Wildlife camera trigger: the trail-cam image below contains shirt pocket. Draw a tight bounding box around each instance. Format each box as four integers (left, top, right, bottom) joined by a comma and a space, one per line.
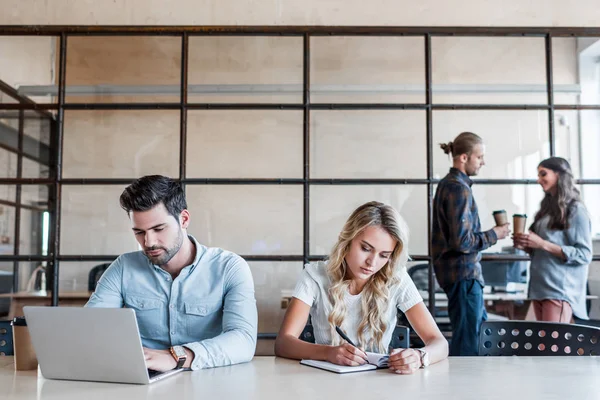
184, 297, 223, 336
125, 295, 166, 339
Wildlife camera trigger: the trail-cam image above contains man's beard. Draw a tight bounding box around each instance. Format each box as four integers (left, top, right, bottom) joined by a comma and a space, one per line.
144, 230, 183, 266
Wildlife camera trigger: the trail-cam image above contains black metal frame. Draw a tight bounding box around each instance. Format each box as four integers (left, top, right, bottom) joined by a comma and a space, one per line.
0, 26, 600, 319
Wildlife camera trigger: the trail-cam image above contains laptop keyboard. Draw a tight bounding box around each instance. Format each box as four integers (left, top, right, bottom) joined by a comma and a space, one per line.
148, 369, 162, 379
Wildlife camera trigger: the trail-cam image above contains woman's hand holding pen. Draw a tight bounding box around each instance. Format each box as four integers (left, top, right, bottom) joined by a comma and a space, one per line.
388, 348, 421, 374
326, 343, 368, 366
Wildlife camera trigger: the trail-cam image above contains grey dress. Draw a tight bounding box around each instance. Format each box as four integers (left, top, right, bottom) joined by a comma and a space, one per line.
528, 202, 592, 319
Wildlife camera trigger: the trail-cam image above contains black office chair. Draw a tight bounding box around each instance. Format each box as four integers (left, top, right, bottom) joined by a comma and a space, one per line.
88, 263, 111, 292
0, 320, 13, 356
479, 320, 600, 356
299, 318, 410, 349
407, 263, 443, 293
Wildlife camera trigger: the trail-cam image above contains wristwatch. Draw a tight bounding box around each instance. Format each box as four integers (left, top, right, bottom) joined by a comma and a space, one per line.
416, 348, 430, 368
169, 345, 187, 369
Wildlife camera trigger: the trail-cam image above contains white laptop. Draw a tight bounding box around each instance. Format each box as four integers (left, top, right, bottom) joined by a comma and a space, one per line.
23, 306, 186, 384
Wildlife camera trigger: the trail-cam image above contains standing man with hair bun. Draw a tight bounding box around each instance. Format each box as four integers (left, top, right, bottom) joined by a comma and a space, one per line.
432, 132, 510, 356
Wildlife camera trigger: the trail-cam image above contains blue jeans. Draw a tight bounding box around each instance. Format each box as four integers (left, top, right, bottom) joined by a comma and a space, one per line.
446, 279, 487, 356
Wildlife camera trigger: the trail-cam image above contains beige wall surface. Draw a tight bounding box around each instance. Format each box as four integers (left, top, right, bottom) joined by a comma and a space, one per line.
1, 0, 600, 26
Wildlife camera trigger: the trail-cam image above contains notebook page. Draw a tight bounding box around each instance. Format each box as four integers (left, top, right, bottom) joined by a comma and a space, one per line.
365, 352, 389, 368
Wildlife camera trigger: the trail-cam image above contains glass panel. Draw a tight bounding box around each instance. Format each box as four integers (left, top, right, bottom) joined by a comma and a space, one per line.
554, 110, 600, 180
432, 37, 547, 104
186, 185, 303, 255
311, 36, 425, 104
0, 36, 57, 103
0, 147, 17, 179
60, 185, 135, 255
62, 110, 180, 178
59, 261, 112, 293
580, 185, 600, 237
66, 36, 181, 103
0, 111, 20, 177
471, 184, 544, 254
22, 110, 52, 175
553, 38, 600, 105
432, 110, 550, 180
0, 201, 14, 256
188, 37, 302, 104
19, 185, 49, 256
249, 262, 303, 333
186, 110, 303, 179
310, 185, 427, 256
310, 110, 426, 178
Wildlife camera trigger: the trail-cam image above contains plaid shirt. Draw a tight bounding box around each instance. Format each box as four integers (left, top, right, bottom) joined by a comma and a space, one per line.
432, 168, 497, 290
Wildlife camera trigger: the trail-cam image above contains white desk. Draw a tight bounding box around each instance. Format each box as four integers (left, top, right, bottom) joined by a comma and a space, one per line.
1, 356, 599, 399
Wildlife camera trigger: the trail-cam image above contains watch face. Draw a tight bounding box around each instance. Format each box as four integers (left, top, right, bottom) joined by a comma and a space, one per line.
172, 346, 186, 358
422, 351, 430, 367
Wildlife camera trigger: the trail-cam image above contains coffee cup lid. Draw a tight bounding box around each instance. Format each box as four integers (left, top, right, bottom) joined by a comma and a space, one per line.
11, 316, 27, 326
492, 210, 506, 215
513, 213, 527, 218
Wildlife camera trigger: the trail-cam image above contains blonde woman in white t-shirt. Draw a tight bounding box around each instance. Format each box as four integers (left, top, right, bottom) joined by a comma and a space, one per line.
275, 201, 448, 374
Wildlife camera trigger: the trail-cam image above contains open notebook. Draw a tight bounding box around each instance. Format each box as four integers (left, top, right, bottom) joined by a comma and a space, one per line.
300, 352, 389, 374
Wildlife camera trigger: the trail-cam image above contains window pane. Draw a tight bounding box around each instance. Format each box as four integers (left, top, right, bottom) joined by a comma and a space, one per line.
554, 110, 600, 180
249, 262, 302, 333
0, 147, 17, 178
188, 37, 302, 104
0, 36, 57, 103
471, 184, 544, 254
186, 110, 303, 179
432, 110, 550, 180
311, 37, 425, 104
59, 261, 110, 293
22, 110, 52, 176
62, 110, 180, 178
432, 37, 547, 104
0, 191, 15, 255
310, 110, 426, 179
553, 38, 600, 105
19, 185, 49, 256
60, 186, 135, 255
310, 185, 427, 256
580, 185, 600, 237
66, 36, 181, 103
186, 185, 303, 255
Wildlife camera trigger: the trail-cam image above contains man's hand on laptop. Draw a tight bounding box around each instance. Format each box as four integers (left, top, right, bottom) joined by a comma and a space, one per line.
143, 348, 177, 372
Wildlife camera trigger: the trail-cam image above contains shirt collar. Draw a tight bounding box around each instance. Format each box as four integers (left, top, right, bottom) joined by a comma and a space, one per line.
150, 234, 205, 275
449, 167, 473, 187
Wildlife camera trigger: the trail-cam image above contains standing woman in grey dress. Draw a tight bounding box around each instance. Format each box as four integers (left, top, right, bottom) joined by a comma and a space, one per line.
513, 157, 592, 322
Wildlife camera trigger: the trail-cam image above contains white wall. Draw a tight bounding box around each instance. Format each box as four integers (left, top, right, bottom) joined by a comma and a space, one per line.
1, 0, 600, 26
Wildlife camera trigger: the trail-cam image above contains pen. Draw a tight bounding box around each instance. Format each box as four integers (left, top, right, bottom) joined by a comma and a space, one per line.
335, 326, 358, 347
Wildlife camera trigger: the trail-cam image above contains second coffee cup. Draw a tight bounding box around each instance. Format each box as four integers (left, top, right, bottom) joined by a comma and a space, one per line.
513, 214, 528, 234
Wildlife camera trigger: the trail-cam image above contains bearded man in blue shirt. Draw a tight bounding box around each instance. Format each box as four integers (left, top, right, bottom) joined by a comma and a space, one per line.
86, 175, 257, 371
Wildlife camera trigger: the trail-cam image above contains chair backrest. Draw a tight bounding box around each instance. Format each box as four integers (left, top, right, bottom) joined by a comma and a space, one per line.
0, 320, 13, 356
479, 320, 600, 356
299, 321, 410, 349
407, 263, 442, 293
88, 263, 111, 292
389, 324, 410, 350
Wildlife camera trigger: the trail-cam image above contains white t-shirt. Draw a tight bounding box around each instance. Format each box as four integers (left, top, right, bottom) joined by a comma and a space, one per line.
293, 261, 422, 352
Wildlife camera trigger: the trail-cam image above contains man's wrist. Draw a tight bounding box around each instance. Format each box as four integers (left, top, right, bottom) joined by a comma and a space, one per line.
182, 346, 195, 369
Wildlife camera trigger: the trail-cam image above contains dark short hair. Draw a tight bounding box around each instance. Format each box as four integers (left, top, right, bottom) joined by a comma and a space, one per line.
119, 175, 187, 220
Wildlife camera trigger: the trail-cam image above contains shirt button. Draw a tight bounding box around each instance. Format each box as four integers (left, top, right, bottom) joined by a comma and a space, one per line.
166, 278, 171, 282
170, 304, 175, 309
171, 331, 175, 335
